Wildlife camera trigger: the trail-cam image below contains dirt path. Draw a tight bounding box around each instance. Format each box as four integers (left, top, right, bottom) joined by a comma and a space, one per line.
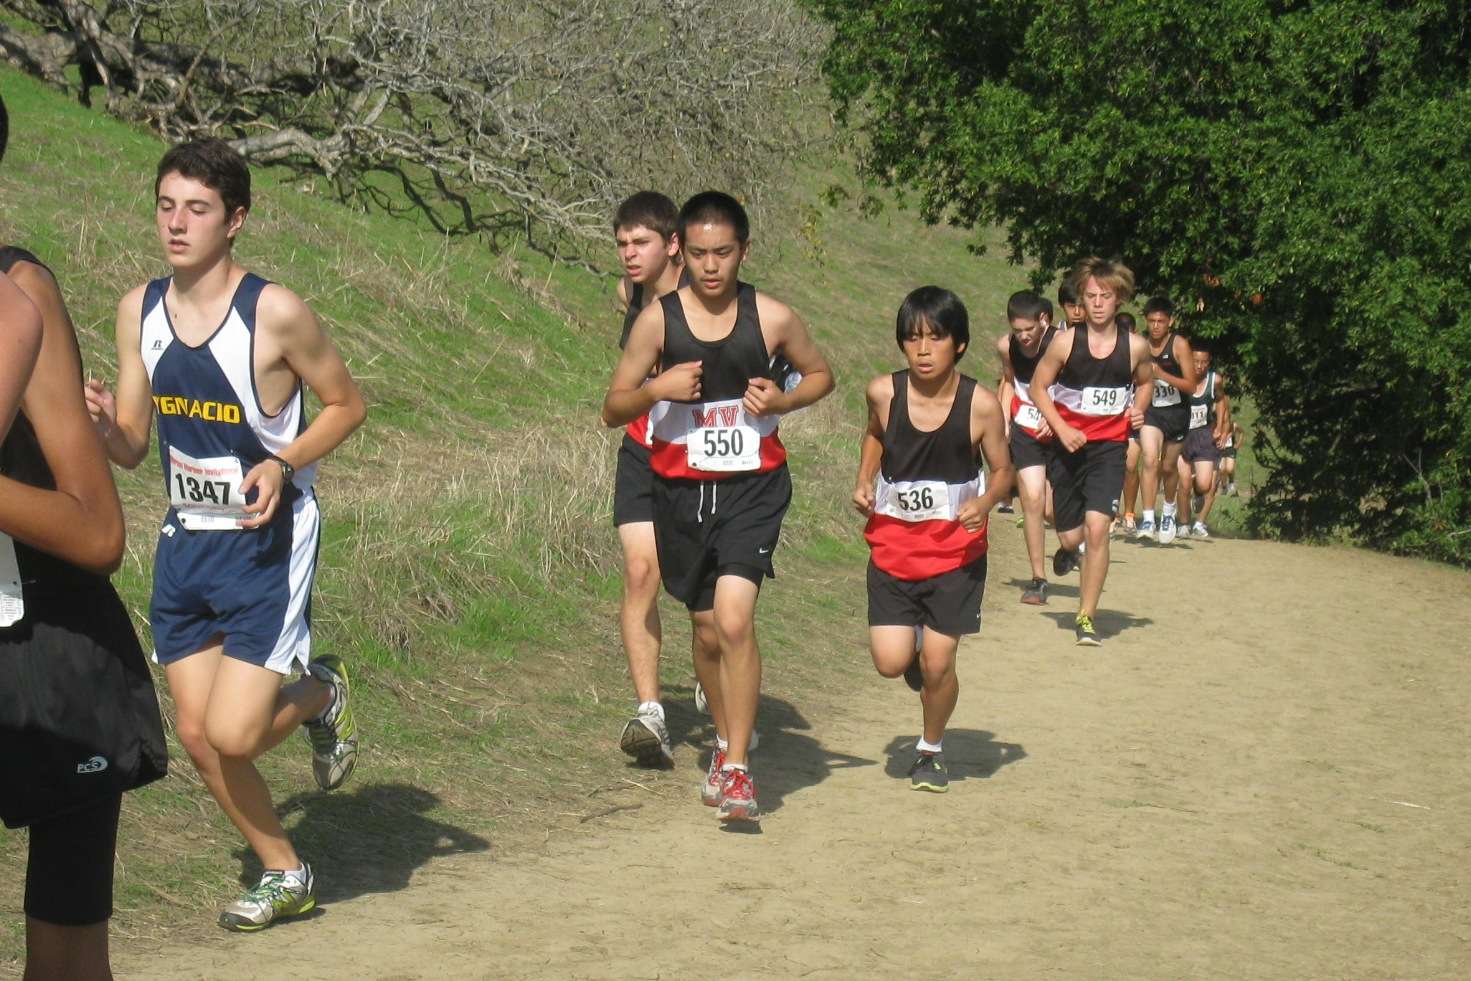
118, 528, 1471, 980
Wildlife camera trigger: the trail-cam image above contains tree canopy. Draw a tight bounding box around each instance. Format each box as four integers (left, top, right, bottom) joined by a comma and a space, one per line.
806, 0, 1471, 563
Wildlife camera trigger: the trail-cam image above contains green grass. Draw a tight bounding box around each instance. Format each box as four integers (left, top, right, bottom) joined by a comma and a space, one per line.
0, 66, 1036, 968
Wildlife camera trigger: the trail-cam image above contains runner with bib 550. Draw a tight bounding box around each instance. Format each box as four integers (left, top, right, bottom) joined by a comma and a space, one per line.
602, 191, 834, 823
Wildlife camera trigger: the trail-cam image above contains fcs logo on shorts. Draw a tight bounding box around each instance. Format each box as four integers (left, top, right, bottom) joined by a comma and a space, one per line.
76, 755, 109, 775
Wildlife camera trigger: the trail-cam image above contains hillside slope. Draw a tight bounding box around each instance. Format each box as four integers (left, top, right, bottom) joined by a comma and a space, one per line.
0, 67, 1018, 965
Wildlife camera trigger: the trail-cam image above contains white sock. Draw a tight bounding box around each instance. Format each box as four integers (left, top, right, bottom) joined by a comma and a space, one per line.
716, 735, 729, 751
916, 737, 943, 754
1163, 502, 1177, 518
721, 762, 748, 773
280, 864, 308, 884
1143, 509, 1155, 524
637, 700, 664, 721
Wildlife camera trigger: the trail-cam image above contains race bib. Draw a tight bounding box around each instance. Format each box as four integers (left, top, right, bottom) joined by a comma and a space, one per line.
1079, 385, 1129, 416
1013, 403, 1043, 430
685, 401, 762, 473
0, 533, 23, 627
168, 445, 248, 531
877, 479, 953, 523
1189, 403, 1208, 430
1152, 380, 1181, 407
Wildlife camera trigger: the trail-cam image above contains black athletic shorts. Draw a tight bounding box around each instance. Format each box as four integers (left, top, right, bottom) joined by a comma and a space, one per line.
613, 436, 655, 527
652, 465, 791, 612
1220, 445, 1237, 459
1048, 439, 1126, 533
867, 555, 986, 637
1009, 427, 1052, 471
1181, 427, 1221, 466
1143, 404, 1189, 443
23, 793, 121, 926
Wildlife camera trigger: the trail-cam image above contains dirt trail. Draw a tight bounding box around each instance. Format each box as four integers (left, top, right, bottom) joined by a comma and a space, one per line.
119, 527, 1471, 980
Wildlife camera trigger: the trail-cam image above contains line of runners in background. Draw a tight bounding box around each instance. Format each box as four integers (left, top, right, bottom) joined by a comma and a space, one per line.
998, 281, 1246, 613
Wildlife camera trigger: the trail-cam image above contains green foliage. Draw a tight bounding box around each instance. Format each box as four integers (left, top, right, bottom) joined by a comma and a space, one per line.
806, 0, 1471, 563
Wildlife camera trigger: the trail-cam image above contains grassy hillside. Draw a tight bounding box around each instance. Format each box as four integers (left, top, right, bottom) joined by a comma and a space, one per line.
0, 66, 1033, 964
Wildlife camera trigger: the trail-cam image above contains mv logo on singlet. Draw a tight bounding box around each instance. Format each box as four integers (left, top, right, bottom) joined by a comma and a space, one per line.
76, 756, 109, 775
153, 394, 242, 424
691, 405, 742, 427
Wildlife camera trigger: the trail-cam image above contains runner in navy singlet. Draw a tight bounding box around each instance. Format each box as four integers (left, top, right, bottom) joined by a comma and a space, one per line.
602, 192, 834, 823
85, 140, 367, 931
856, 287, 1012, 792
995, 290, 1058, 604
1029, 258, 1152, 646
608, 192, 686, 767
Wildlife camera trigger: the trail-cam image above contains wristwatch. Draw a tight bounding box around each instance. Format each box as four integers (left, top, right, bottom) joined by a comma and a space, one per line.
268, 454, 295, 482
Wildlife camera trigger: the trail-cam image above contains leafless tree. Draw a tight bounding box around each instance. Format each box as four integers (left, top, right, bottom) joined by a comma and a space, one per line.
0, 0, 825, 255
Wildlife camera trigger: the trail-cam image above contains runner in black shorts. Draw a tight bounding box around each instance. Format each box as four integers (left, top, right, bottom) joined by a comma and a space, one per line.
995, 290, 1058, 603
856, 287, 1012, 791
603, 192, 834, 823
0, 99, 167, 981
1029, 258, 1152, 646
1177, 347, 1231, 538
606, 192, 687, 767
1137, 297, 1197, 545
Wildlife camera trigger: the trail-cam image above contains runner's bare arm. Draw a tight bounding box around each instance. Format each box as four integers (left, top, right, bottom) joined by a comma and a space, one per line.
0, 261, 125, 573
995, 334, 1015, 437
86, 284, 154, 468
1028, 330, 1081, 451
602, 301, 701, 426
1129, 333, 1153, 429
616, 276, 630, 312
852, 374, 892, 515
957, 385, 1013, 532
1153, 333, 1197, 392
238, 285, 367, 528
0, 271, 41, 441
1213, 373, 1233, 446
745, 294, 834, 417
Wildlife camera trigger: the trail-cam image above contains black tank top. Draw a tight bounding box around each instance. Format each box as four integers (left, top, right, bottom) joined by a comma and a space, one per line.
619, 268, 692, 350
659, 283, 771, 401
1151, 331, 1185, 408
0, 247, 105, 593
1058, 324, 1131, 391
1188, 369, 1217, 430
1009, 325, 1056, 385
881, 372, 979, 484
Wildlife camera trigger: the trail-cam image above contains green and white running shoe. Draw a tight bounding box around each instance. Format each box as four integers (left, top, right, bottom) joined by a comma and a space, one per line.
303, 654, 358, 791
218, 865, 316, 932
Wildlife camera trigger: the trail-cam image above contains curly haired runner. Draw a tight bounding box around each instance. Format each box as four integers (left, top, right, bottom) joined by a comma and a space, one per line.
1028, 258, 1152, 646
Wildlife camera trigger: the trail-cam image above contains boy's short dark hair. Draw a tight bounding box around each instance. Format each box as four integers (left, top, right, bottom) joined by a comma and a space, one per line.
678, 191, 750, 244
1007, 289, 1049, 323
1116, 312, 1137, 332
1040, 297, 1055, 321
1058, 281, 1079, 306
1143, 295, 1175, 317
155, 139, 251, 216
0, 95, 8, 165
896, 286, 969, 357
614, 191, 678, 240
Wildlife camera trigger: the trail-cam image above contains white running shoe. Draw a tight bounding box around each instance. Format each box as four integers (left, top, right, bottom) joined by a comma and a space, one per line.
620, 705, 674, 767
1192, 521, 1210, 539
1158, 513, 1177, 545
1136, 517, 1156, 541
693, 680, 709, 715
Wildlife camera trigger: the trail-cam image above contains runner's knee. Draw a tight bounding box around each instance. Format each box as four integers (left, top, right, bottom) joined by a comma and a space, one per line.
622, 554, 660, 596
